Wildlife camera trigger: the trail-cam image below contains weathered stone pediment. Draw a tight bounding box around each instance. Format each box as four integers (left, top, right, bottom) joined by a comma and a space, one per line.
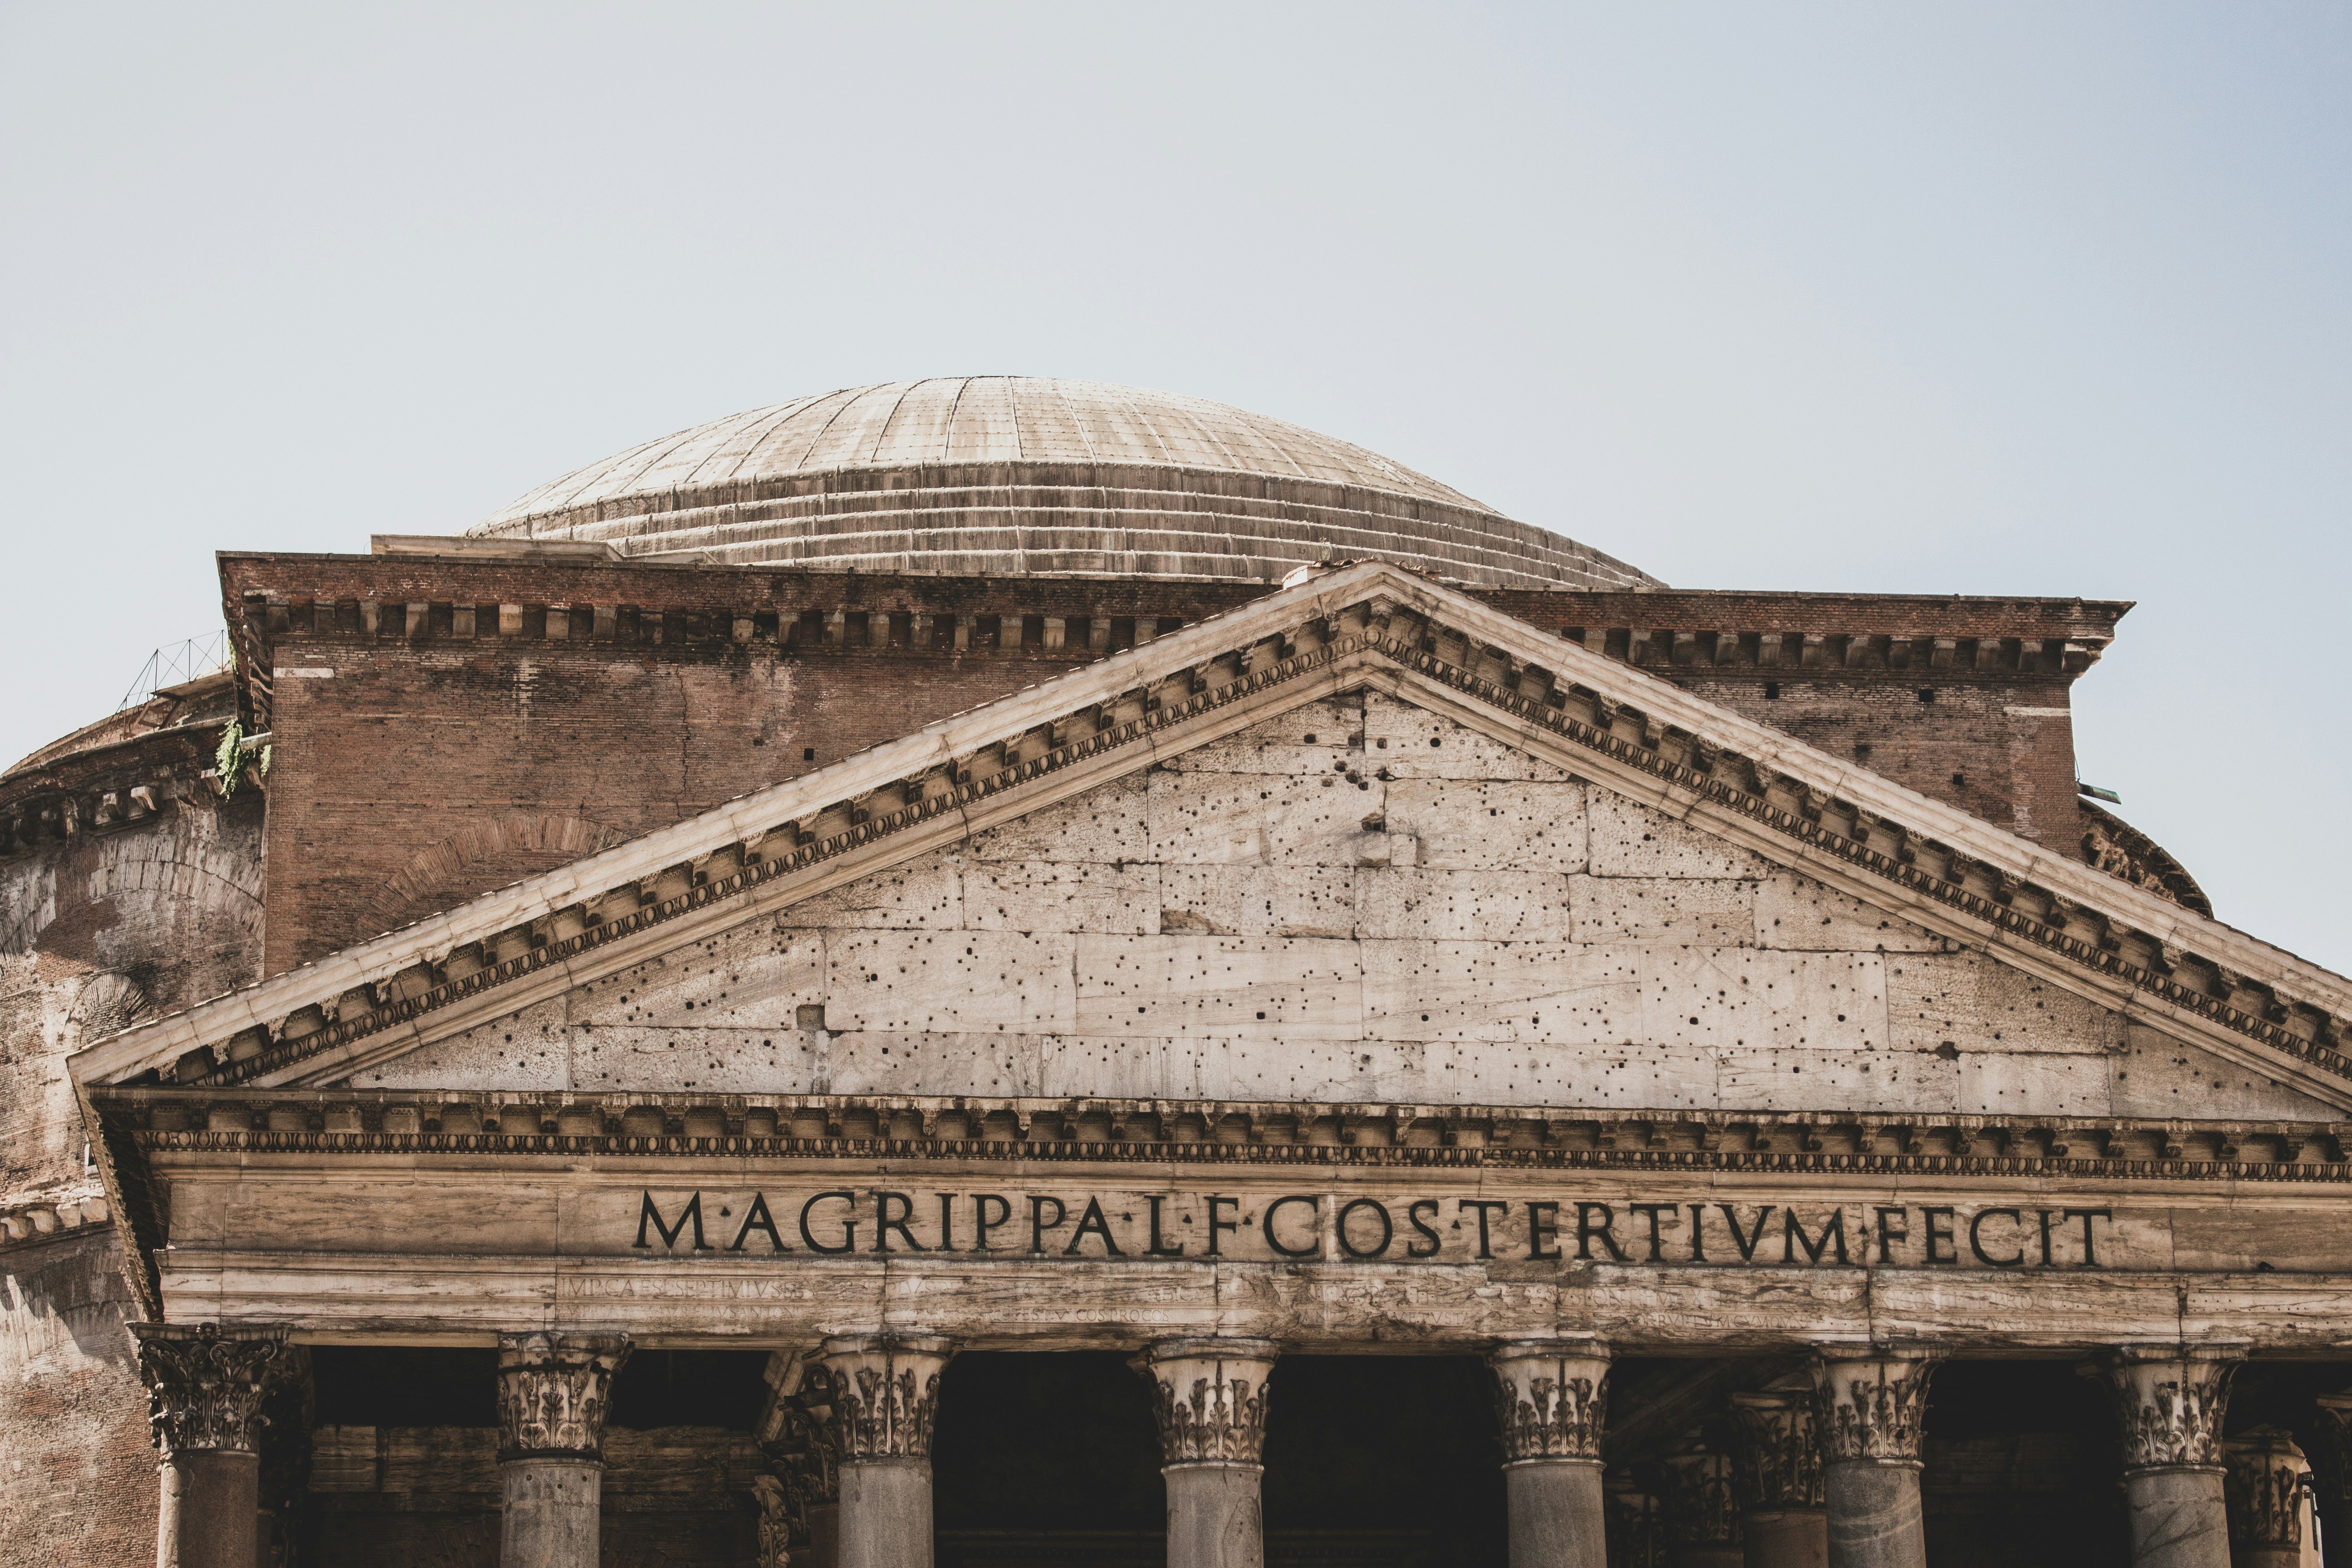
69, 562, 2352, 1124
327, 691, 2337, 1123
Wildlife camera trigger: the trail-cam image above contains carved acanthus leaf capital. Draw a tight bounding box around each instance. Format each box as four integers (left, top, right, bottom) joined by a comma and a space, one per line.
815, 1335, 954, 1462
1490, 1339, 1612, 1464
130, 1322, 291, 1456
1812, 1348, 1940, 1466
1142, 1338, 1279, 1468
1658, 1446, 1741, 1547
1728, 1389, 1824, 1509
2309, 1394, 2352, 1504
495, 1330, 632, 1461
1604, 1476, 1663, 1568
2224, 1431, 2309, 1547
2099, 1344, 2242, 1474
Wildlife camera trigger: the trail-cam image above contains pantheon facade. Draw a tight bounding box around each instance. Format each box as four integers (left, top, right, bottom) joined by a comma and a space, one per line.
2, 379, 2347, 1568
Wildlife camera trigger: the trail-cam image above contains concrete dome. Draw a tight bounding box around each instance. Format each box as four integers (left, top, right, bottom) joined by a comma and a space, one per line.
472, 377, 1658, 590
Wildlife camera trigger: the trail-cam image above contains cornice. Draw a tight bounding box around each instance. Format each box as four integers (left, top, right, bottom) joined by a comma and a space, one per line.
77, 562, 2352, 1107
91, 1090, 2352, 1184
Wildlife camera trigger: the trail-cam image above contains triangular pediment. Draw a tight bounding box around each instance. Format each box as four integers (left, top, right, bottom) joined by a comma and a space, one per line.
70, 562, 2352, 1122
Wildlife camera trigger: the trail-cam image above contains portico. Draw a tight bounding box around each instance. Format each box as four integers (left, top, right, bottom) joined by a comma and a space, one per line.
66, 561, 2352, 1568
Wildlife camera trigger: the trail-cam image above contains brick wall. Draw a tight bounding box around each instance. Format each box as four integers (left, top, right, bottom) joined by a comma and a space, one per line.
222, 553, 2120, 972
0, 1231, 157, 1568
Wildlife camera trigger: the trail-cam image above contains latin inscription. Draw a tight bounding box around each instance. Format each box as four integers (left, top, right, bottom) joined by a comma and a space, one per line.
628, 1188, 2115, 1269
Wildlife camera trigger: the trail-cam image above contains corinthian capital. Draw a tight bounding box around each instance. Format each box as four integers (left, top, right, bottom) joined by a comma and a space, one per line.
1728, 1389, 1824, 1509
815, 1335, 955, 1462
1658, 1445, 1740, 1548
2310, 1394, 2352, 1509
1490, 1338, 1612, 1464
2099, 1343, 2242, 1474
495, 1330, 632, 1462
2224, 1431, 2310, 1548
1811, 1347, 1940, 1466
129, 1322, 290, 1456
1141, 1338, 1279, 1468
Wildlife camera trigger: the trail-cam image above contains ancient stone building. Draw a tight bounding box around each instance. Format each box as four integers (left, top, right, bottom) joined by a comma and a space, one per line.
3, 377, 2347, 1568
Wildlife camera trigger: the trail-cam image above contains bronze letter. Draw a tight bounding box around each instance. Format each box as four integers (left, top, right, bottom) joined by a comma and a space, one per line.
1206, 1195, 1242, 1256
636, 1190, 709, 1251
1527, 1201, 1561, 1261
975, 1193, 1012, 1251
1406, 1199, 1442, 1258
874, 1191, 924, 1253
1969, 1207, 2024, 1267
1263, 1195, 1320, 1259
799, 1190, 856, 1254
726, 1193, 787, 1252
1146, 1196, 1186, 1257
1028, 1195, 1068, 1254
1338, 1198, 1393, 1259
1576, 1202, 1628, 1262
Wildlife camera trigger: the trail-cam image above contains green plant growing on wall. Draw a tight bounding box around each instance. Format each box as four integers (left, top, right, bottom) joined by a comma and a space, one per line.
214, 719, 271, 800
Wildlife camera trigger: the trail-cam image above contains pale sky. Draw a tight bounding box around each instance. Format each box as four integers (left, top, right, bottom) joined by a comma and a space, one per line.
3, 4, 2345, 969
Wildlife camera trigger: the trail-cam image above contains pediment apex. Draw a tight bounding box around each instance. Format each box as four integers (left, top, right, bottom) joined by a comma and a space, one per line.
68, 561, 2352, 1098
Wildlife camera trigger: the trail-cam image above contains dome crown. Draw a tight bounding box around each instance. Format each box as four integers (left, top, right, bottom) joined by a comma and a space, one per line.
472, 377, 1656, 590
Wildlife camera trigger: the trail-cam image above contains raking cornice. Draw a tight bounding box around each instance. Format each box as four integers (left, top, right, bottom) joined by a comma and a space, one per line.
69, 562, 2352, 1105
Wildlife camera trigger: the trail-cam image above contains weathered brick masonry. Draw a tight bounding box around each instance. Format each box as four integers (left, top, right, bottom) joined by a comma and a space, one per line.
221, 550, 2124, 971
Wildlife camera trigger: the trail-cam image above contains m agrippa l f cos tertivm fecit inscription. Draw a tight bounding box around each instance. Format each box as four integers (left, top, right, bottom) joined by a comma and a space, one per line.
627, 1187, 2119, 1268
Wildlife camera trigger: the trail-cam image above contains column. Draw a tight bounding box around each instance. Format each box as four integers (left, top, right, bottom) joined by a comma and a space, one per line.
1811, 1346, 1940, 1568
2310, 1396, 2352, 1568
1727, 1390, 1827, 1568
130, 1322, 290, 1568
495, 1329, 632, 1568
2222, 1430, 2308, 1568
2098, 1343, 2243, 1568
815, 1334, 955, 1568
1658, 1440, 1744, 1568
1142, 1337, 1280, 1568
1490, 1338, 1613, 1568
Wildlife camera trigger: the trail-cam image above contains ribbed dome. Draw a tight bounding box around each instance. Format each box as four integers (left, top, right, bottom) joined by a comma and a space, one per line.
473, 377, 1657, 590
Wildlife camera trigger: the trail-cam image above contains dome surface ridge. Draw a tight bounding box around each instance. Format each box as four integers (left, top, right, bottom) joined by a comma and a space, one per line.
472, 376, 1658, 590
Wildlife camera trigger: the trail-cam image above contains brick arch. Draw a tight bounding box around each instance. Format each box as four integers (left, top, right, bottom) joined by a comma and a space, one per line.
359, 812, 629, 939
0, 822, 265, 959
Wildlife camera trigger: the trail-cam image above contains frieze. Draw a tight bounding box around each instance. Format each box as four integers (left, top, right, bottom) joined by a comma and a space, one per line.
608, 1186, 2128, 1271
2100, 1344, 2241, 1473
1142, 1338, 1277, 1466
129, 1322, 290, 1456
495, 1330, 632, 1461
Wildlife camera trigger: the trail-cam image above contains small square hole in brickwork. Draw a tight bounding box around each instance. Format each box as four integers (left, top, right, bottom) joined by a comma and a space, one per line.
1917, 688, 1936, 703
804, 747, 816, 762
1763, 681, 1780, 700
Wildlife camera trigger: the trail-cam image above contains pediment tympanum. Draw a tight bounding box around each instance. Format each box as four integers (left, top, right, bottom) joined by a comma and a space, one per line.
286, 687, 2325, 1127
72, 564, 2351, 1111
